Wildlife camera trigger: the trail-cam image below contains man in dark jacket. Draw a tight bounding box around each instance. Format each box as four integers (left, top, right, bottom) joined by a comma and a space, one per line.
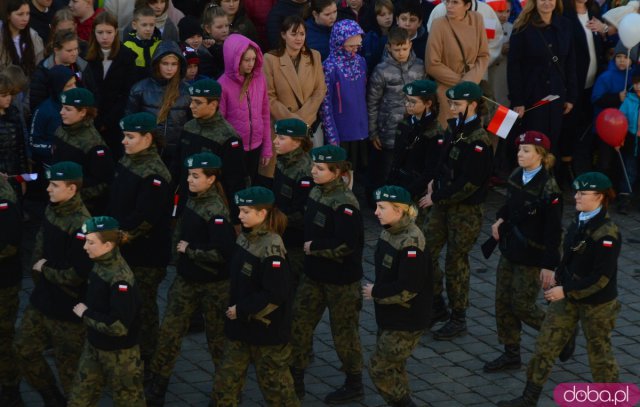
266, 0, 308, 50
29, 0, 66, 42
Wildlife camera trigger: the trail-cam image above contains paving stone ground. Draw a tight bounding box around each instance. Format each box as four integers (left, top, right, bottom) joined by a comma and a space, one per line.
16, 187, 640, 406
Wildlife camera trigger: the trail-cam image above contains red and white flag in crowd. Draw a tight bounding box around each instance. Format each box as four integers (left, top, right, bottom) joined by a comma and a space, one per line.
519, 0, 527, 8
485, 0, 508, 12
12, 173, 38, 182
483, 16, 498, 40
531, 94, 560, 109
487, 105, 519, 139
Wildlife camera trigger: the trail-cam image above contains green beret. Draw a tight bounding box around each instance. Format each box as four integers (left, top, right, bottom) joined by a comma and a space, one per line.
311, 145, 347, 163
403, 79, 437, 97
446, 81, 483, 100
82, 216, 119, 234
188, 79, 222, 98
573, 172, 612, 191
234, 186, 275, 206
46, 161, 83, 181
374, 185, 412, 205
275, 118, 308, 138
60, 88, 95, 107
119, 112, 157, 132
184, 152, 222, 169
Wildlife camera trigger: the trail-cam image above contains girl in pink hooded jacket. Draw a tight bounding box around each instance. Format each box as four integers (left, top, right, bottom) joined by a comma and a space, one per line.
219, 33, 272, 183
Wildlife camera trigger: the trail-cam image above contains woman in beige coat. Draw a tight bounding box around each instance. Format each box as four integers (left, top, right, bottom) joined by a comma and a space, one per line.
426, 0, 489, 126
262, 15, 327, 178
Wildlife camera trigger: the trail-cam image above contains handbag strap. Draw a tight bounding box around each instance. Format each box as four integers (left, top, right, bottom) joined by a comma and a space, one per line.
536, 27, 565, 80
446, 17, 470, 74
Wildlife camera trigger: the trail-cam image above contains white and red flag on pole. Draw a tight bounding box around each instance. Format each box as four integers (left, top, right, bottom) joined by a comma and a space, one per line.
530, 94, 560, 109
487, 105, 519, 139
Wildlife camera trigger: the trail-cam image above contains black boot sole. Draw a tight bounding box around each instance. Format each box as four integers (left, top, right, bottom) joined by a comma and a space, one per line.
432, 327, 468, 341
483, 361, 521, 373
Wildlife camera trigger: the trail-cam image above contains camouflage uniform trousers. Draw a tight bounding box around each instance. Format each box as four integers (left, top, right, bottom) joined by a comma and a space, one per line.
0, 284, 20, 387
150, 275, 229, 379
212, 340, 300, 407
67, 342, 145, 407
130, 266, 166, 360
369, 329, 423, 404
495, 256, 545, 345
287, 246, 305, 292
290, 275, 363, 374
424, 203, 483, 312
14, 305, 85, 395
527, 298, 621, 386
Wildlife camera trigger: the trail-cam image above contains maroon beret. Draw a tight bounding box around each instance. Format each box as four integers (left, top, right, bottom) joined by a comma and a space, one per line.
515, 131, 551, 151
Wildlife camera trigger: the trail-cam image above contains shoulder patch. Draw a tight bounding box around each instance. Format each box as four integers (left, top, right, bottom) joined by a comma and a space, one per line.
118, 284, 129, 292
0, 202, 8, 211
407, 250, 417, 258
96, 149, 105, 157
230, 140, 240, 148
474, 145, 484, 153
343, 207, 354, 216
152, 178, 162, 187
602, 240, 613, 248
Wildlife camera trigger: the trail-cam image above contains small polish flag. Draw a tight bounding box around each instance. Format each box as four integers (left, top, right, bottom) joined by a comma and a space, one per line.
96, 149, 105, 156
531, 95, 560, 108
602, 240, 613, 248
0, 202, 8, 210
300, 180, 311, 188
483, 17, 498, 40
437, 138, 444, 145
152, 179, 162, 187
172, 194, 179, 217
344, 208, 353, 216
474, 145, 484, 153
15, 173, 38, 183
486, 0, 508, 11
487, 105, 520, 139
75, 232, 85, 240
552, 197, 560, 205
214, 218, 224, 224
407, 250, 417, 258
118, 284, 128, 292
231, 140, 240, 148
272, 260, 281, 268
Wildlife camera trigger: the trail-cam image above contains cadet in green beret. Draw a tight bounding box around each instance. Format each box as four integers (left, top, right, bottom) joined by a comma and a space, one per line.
212, 186, 299, 406
146, 152, 236, 406
484, 131, 564, 374
0, 176, 23, 406
418, 81, 493, 340
108, 112, 172, 367
174, 78, 248, 229
290, 145, 365, 403
363, 185, 432, 407
54, 87, 114, 215
387, 79, 442, 225
67, 217, 145, 407
272, 118, 314, 289
14, 161, 92, 405
499, 172, 621, 407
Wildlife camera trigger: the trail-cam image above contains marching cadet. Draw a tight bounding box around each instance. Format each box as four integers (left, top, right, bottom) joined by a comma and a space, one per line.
67, 216, 144, 407
387, 80, 442, 215
54, 88, 115, 215
212, 186, 298, 407
174, 78, 248, 224
484, 132, 564, 373
14, 162, 92, 406
107, 112, 172, 367
0, 176, 23, 407
272, 118, 314, 287
499, 172, 622, 407
145, 152, 236, 406
363, 185, 432, 407
418, 81, 493, 339
290, 145, 365, 404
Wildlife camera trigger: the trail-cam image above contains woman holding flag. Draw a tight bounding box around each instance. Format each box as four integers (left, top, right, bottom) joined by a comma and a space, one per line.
507, 0, 578, 157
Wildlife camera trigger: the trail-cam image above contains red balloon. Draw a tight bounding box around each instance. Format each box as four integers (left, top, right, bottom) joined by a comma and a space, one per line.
595, 108, 628, 148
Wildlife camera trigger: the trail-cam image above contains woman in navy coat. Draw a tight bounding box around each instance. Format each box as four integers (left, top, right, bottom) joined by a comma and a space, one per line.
507, 0, 578, 159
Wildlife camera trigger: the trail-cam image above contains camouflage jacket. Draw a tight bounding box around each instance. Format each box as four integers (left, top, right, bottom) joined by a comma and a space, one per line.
373, 215, 432, 331
0, 177, 21, 287
83, 248, 141, 350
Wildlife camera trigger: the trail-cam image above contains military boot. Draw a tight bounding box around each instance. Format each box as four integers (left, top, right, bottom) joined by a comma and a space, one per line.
324, 373, 364, 404
145, 373, 170, 407
559, 325, 579, 362
497, 381, 542, 407
290, 367, 305, 400
0, 385, 24, 407
432, 309, 467, 340
38, 386, 66, 407
483, 344, 521, 372
428, 295, 450, 328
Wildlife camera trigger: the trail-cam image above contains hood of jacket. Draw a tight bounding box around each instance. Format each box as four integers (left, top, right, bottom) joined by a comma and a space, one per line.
329, 19, 364, 54
48, 65, 76, 99
223, 33, 264, 84
151, 40, 187, 79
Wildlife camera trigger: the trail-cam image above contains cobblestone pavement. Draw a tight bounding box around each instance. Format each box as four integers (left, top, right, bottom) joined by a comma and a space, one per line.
16, 187, 640, 406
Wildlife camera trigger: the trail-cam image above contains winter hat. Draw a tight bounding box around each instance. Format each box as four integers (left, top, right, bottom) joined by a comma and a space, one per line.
234, 186, 275, 206
275, 118, 308, 138
311, 145, 347, 163
614, 41, 629, 57
184, 152, 222, 169
46, 161, 83, 181
374, 185, 412, 205
182, 46, 200, 65
178, 16, 203, 43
